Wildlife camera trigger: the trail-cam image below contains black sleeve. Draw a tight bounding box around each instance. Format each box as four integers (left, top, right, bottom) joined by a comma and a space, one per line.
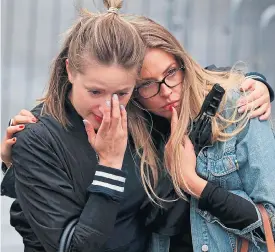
198, 182, 264, 237
205, 65, 274, 102
2, 162, 8, 173
1, 165, 16, 198
12, 125, 126, 252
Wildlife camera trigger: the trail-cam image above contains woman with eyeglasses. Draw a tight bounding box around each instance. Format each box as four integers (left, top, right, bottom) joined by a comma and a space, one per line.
130, 17, 275, 251
1, 2, 275, 252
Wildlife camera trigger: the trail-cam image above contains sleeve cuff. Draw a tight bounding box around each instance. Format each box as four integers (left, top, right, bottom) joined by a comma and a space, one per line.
87, 165, 127, 201
2, 162, 9, 174
198, 182, 217, 210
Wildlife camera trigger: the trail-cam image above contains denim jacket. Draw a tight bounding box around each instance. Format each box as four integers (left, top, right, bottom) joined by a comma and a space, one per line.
151, 91, 275, 252
189, 91, 275, 251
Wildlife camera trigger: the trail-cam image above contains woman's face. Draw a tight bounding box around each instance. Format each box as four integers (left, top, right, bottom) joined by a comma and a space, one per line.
67, 60, 137, 130
137, 48, 184, 120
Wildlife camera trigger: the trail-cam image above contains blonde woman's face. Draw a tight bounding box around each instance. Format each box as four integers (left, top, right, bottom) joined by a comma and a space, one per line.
67, 60, 136, 130
137, 48, 184, 120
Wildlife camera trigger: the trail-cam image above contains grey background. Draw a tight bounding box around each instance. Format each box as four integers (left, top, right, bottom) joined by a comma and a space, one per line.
1, 0, 275, 251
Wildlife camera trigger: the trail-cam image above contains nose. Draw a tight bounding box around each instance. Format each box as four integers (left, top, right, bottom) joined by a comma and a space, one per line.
99, 94, 113, 111
159, 83, 172, 98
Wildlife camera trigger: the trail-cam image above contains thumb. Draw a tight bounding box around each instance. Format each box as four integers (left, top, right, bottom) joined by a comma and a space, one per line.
83, 119, 96, 145
170, 107, 179, 134
240, 78, 255, 92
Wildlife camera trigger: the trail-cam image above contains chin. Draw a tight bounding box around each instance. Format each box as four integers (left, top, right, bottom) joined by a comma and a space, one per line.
154, 111, 171, 120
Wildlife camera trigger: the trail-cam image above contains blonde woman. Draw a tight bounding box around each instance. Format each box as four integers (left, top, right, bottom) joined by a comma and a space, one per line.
129, 17, 275, 251
1, 5, 275, 252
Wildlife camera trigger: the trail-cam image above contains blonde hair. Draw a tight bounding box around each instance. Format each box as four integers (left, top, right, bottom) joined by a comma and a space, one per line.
129, 16, 254, 200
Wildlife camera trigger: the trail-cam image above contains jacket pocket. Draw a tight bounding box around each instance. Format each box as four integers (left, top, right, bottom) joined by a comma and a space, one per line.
208, 154, 238, 176
207, 154, 243, 190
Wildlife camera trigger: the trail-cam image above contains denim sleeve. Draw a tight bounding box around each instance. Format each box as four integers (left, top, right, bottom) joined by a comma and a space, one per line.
236, 117, 275, 241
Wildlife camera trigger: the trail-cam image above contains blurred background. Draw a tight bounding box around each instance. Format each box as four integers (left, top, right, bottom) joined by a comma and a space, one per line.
1, 0, 275, 251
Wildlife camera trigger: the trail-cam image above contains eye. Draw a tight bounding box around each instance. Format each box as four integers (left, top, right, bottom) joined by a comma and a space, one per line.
140, 81, 154, 88
167, 68, 177, 76
117, 92, 129, 97
88, 90, 101, 95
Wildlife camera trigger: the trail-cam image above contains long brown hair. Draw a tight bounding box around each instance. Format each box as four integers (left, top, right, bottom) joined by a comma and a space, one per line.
40, 1, 161, 201
42, 0, 144, 126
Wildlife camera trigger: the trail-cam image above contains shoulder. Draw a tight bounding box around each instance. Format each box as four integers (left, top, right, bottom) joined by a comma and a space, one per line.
218, 88, 241, 120
14, 114, 59, 149
205, 64, 231, 72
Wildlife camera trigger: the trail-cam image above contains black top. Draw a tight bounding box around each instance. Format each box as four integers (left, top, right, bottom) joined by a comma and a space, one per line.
11, 101, 151, 252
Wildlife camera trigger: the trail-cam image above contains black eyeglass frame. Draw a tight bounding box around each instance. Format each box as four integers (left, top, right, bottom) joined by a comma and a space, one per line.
135, 65, 186, 99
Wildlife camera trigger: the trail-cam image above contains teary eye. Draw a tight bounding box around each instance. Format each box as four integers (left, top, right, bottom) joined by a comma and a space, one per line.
88, 90, 101, 95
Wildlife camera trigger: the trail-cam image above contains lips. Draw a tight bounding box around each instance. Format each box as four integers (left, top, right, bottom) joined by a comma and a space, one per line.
163, 101, 179, 111
94, 114, 103, 123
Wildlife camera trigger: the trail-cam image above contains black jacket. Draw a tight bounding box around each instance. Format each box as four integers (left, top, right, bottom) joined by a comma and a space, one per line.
1, 67, 273, 252
9, 101, 167, 252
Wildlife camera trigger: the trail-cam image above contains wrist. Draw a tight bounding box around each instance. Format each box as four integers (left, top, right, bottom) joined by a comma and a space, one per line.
185, 173, 207, 199
98, 159, 123, 169
4, 161, 12, 169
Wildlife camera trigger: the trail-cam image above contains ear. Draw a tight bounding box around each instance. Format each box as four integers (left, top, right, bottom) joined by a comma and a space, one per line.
66, 59, 74, 84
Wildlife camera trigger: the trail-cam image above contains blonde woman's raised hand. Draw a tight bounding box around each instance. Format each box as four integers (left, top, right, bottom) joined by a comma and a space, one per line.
169, 107, 207, 198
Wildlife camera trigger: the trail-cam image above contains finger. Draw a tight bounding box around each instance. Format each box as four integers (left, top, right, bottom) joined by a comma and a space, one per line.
19, 109, 36, 118
5, 137, 17, 147
110, 94, 121, 130
83, 119, 96, 145
6, 125, 25, 139
238, 90, 264, 107
240, 78, 255, 92
259, 105, 271, 121
239, 79, 270, 106
170, 107, 179, 134
249, 103, 269, 119
120, 105, 127, 132
1, 138, 16, 164
183, 135, 194, 150
13, 115, 36, 125
98, 100, 111, 134
238, 95, 267, 113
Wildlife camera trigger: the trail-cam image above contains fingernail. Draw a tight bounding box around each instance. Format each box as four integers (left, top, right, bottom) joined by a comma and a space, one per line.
106, 100, 111, 107
113, 94, 118, 100
83, 119, 89, 127
120, 104, 125, 110
12, 137, 16, 142
169, 106, 173, 112
19, 125, 25, 129
238, 107, 244, 113
32, 117, 37, 122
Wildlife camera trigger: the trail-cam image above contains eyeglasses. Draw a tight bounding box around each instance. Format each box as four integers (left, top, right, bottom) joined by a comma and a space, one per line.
135, 65, 185, 99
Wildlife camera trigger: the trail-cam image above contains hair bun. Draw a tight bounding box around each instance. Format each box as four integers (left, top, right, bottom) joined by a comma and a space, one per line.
103, 0, 123, 12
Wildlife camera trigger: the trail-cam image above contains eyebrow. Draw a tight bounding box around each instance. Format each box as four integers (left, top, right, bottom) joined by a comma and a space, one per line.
86, 85, 133, 92
142, 62, 177, 81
